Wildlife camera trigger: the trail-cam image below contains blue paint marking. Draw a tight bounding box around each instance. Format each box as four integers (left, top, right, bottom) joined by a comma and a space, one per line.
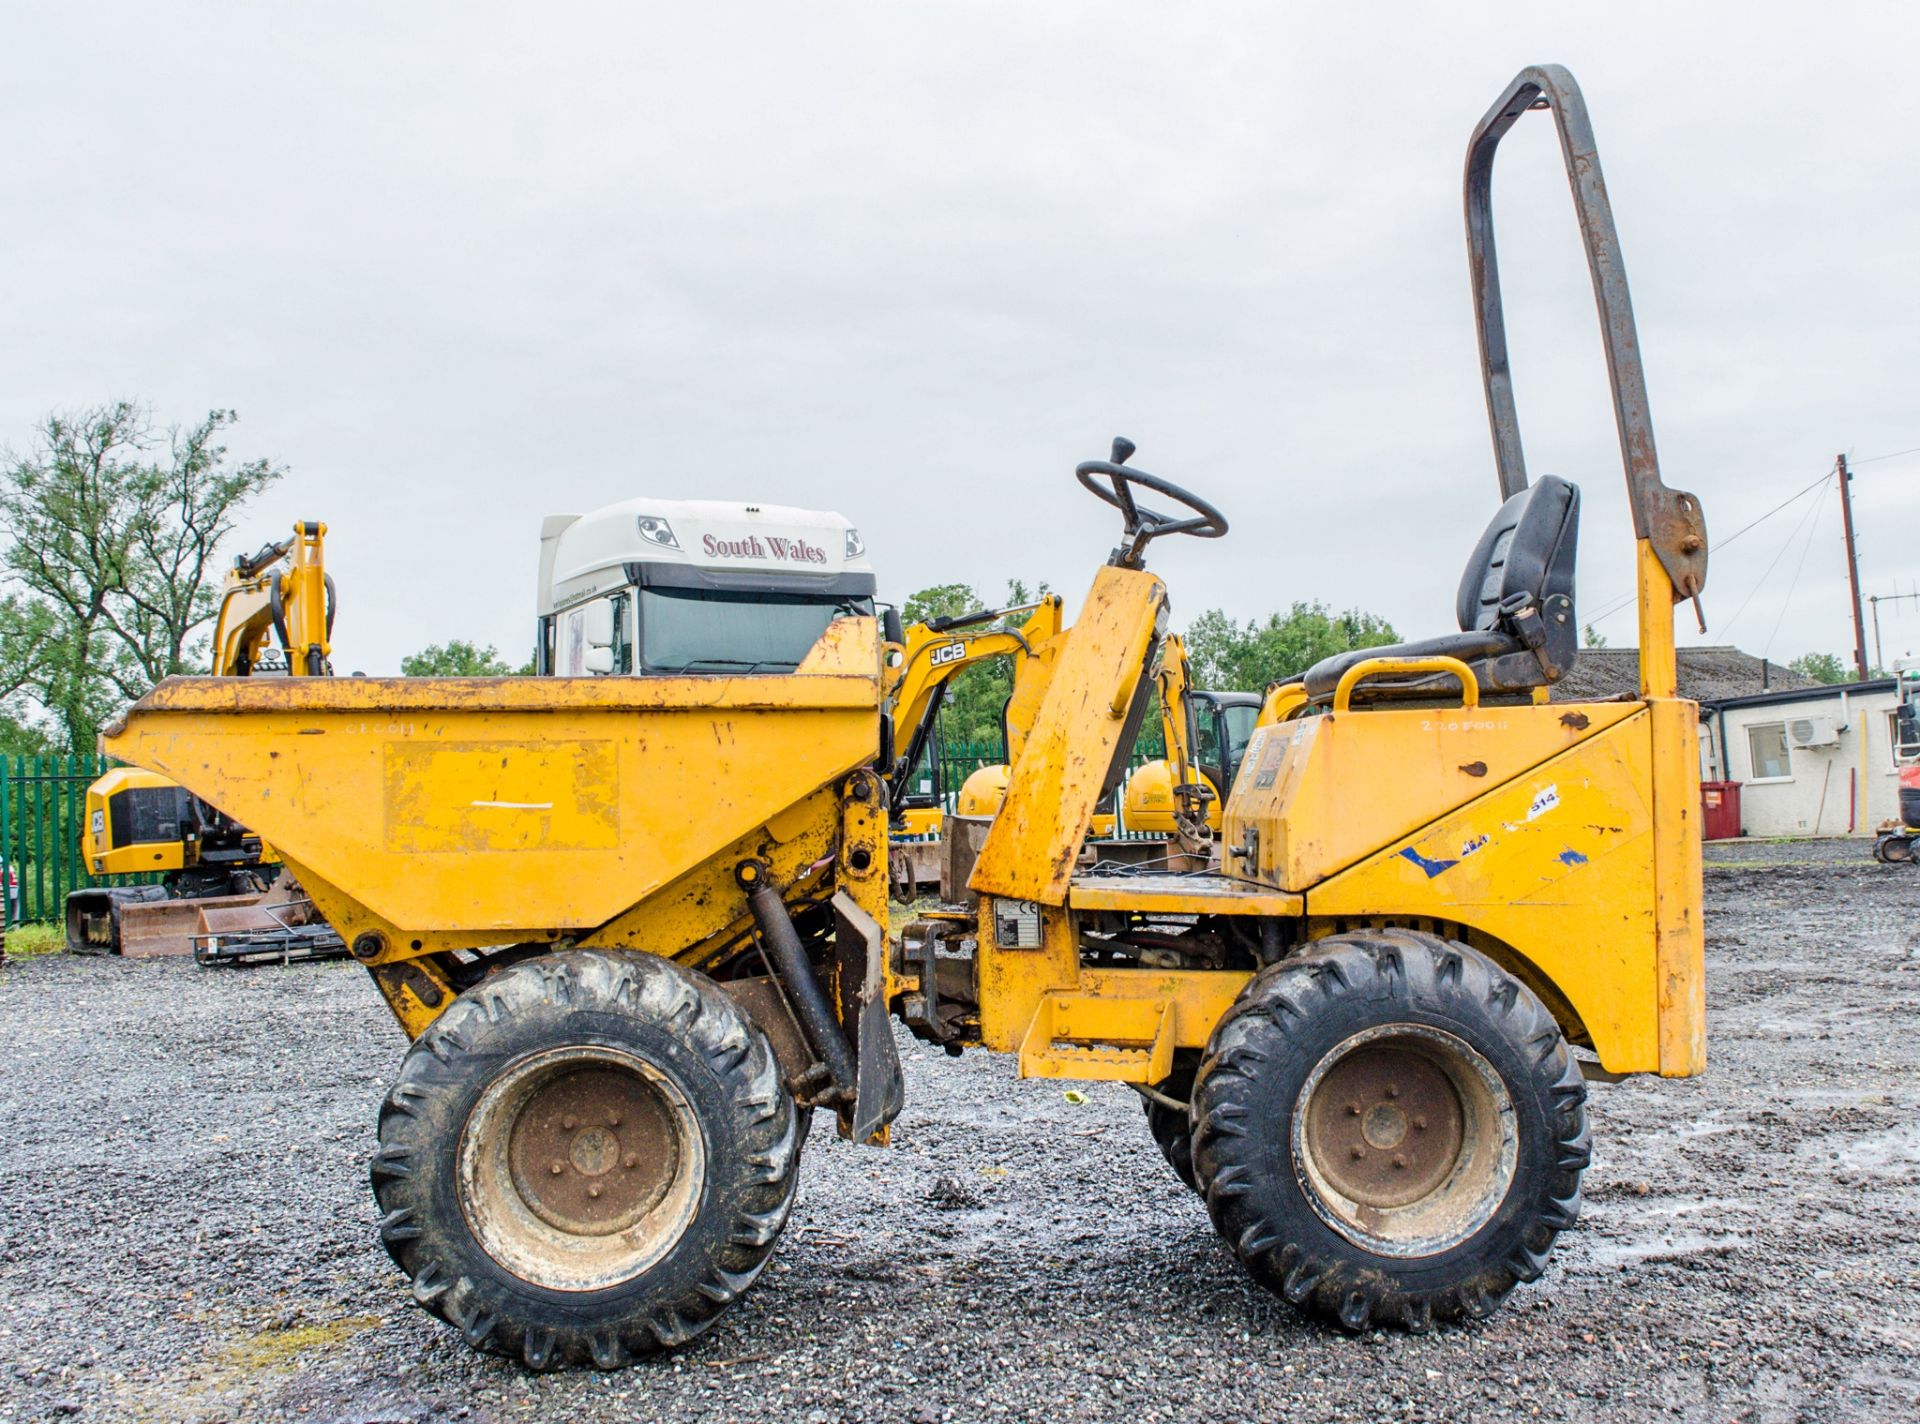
1399, 846, 1460, 879
1558, 848, 1589, 866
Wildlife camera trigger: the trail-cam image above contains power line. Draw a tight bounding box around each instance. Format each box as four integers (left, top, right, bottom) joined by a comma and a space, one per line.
1851, 443, 1920, 466
1586, 466, 1834, 629
1713, 469, 1836, 553
1585, 590, 1639, 628
1761, 485, 1828, 658
1719, 480, 1828, 640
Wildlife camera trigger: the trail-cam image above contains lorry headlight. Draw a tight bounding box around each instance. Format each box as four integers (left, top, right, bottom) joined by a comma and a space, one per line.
636, 516, 680, 550
845, 527, 865, 559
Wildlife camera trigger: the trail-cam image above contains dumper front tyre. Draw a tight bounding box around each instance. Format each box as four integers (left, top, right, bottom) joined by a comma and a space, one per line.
1190, 930, 1588, 1333
370, 949, 802, 1370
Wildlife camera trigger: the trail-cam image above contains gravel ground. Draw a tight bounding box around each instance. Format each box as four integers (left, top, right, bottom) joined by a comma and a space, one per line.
1, 839, 1916, 1424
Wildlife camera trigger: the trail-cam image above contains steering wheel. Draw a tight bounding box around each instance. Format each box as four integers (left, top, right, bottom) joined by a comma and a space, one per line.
1075, 437, 1229, 568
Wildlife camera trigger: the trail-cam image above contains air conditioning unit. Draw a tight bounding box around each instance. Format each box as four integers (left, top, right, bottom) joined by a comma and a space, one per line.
1787, 715, 1840, 749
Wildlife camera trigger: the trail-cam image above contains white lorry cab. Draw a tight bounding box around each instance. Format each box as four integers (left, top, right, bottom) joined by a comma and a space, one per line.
535, 498, 876, 676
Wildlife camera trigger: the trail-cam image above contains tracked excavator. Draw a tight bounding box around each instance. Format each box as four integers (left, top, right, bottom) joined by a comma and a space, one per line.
65, 522, 344, 959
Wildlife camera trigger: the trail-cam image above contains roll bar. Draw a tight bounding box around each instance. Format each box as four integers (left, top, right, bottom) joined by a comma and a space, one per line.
1465, 65, 1709, 672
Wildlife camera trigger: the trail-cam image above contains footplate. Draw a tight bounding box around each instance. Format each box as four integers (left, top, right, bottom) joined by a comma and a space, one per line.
1017, 992, 1175, 1084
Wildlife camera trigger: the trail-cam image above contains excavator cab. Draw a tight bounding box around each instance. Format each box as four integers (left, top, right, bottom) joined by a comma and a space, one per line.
1875, 662, 1920, 861
1191, 691, 1262, 791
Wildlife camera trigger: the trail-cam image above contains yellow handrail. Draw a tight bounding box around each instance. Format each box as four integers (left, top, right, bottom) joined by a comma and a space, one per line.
1332, 656, 1480, 713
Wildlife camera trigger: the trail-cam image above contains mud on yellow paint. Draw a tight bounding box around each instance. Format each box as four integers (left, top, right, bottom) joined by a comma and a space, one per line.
969, 566, 1164, 906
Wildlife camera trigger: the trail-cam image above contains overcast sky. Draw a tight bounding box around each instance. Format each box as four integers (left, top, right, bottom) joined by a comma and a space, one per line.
4, 2, 1917, 677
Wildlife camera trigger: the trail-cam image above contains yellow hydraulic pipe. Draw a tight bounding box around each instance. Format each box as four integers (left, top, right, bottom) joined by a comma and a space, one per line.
286, 521, 331, 676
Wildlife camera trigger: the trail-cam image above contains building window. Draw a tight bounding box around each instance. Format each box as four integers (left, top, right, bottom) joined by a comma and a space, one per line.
1747, 722, 1791, 781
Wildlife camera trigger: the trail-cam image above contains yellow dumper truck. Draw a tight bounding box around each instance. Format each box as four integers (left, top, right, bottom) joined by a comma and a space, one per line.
102, 66, 1707, 1367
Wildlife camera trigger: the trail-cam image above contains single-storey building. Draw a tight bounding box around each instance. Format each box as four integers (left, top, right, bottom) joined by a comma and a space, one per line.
1699, 679, 1905, 837
1550, 646, 1906, 837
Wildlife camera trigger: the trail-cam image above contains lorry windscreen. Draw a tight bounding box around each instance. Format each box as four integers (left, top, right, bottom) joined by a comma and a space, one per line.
640, 587, 873, 674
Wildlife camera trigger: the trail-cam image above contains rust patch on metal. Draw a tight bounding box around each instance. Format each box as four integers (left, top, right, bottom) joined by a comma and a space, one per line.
1559, 711, 1591, 730
508, 1067, 677, 1235
1305, 1043, 1463, 1208
1458, 761, 1488, 777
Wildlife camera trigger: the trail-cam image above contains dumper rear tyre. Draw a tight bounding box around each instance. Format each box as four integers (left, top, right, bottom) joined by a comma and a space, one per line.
1190, 930, 1588, 1333
371, 949, 803, 1369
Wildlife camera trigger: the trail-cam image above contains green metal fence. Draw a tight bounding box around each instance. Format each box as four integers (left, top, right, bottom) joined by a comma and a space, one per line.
0, 755, 161, 926
921, 735, 1168, 841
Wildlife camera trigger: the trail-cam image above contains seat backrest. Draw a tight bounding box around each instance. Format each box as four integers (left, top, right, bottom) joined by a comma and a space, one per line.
1456, 475, 1580, 633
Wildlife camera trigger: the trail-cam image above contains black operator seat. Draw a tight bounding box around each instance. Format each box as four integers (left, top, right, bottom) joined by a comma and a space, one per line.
1301, 475, 1581, 701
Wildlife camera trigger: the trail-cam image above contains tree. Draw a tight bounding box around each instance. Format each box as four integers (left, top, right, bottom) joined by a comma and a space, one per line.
1183, 602, 1399, 691
0, 403, 283, 752
1583, 624, 1609, 649
401, 640, 530, 676
901, 583, 982, 628
1787, 652, 1849, 685
0, 711, 54, 758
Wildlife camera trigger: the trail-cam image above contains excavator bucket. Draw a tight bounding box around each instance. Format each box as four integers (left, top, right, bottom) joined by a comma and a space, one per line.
66, 885, 267, 958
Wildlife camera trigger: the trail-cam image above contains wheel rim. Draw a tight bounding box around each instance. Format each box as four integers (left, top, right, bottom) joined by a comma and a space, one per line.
457, 1046, 706, 1292
1886, 837, 1914, 864
1293, 1024, 1517, 1258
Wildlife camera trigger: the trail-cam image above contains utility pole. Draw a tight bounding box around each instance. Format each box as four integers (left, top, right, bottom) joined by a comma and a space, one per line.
1836, 453, 1870, 680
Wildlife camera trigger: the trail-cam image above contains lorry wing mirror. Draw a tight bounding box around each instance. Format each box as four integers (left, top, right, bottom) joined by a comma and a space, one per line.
882, 606, 905, 646
582, 646, 615, 675
581, 600, 616, 649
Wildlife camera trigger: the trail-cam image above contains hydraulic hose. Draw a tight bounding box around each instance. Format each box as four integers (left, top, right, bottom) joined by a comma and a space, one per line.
740, 865, 857, 1100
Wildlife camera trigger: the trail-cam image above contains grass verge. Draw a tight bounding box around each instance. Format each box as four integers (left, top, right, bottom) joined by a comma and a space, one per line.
2, 922, 64, 957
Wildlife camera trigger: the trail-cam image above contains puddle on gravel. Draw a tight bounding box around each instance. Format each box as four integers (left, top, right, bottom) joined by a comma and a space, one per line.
1583, 1232, 1748, 1268
1626, 1195, 1761, 1222
1631, 1117, 1740, 1151
1834, 1121, 1920, 1173
1752, 1016, 1830, 1036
